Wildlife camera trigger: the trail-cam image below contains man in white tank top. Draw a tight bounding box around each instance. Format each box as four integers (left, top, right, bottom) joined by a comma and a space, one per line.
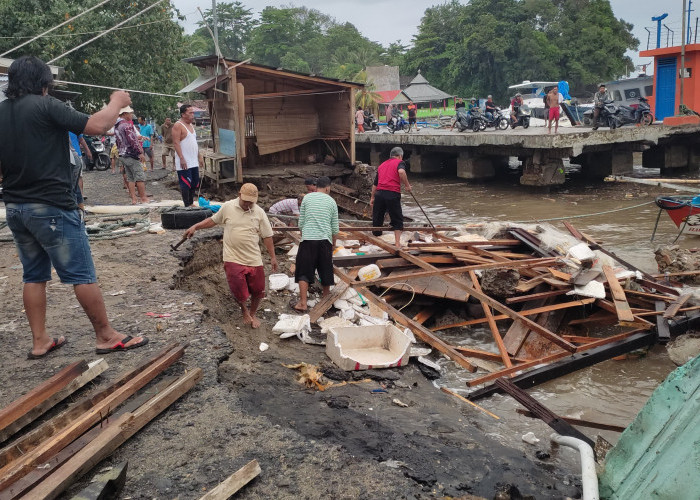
172, 104, 203, 206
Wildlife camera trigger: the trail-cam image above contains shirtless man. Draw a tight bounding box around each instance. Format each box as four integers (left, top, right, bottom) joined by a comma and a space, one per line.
172, 104, 203, 206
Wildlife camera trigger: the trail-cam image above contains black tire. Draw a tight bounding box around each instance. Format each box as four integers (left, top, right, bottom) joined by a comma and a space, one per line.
372, 123, 379, 132
472, 119, 481, 132
497, 118, 509, 130
609, 117, 617, 130
161, 208, 213, 230
641, 113, 654, 126
523, 118, 530, 129
94, 153, 110, 171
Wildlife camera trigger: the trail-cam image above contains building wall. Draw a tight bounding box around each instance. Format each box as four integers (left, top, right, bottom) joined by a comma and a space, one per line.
365, 66, 400, 92
641, 44, 700, 118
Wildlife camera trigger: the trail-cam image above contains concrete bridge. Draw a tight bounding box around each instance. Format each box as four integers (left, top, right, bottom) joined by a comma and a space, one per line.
354, 125, 700, 186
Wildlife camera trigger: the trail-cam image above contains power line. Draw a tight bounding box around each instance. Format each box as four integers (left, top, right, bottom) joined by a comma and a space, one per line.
53, 79, 182, 98
0, 19, 169, 39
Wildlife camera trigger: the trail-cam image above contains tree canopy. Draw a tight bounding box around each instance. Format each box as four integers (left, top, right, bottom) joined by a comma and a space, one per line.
0, 0, 192, 117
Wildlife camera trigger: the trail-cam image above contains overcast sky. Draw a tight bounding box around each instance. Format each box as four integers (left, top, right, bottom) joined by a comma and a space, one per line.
171, 0, 686, 71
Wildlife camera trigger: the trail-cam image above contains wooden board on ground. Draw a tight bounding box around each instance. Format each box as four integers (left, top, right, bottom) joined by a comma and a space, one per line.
663, 293, 692, 318
655, 301, 671, 343
378, 271, 471, 302
199, 459, 261, 500
602, 265, 635, 324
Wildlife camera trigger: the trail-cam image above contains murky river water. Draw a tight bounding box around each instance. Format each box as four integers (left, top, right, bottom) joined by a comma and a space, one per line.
398, 164, 692, 459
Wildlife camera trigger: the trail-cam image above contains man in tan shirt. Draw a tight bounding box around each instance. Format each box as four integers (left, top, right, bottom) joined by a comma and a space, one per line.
184, 183, 278, 328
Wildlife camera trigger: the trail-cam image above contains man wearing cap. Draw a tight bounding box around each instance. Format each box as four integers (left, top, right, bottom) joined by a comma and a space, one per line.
291, 176, 339, 313
114, 106, 148, 204
592, 83, 612, 130
0, 56, 149, 358
304, 177, 317, 193
183, 183, 278, 329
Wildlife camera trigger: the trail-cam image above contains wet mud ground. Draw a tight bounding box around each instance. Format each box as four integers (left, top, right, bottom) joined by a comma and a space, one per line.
1, 158, 690, 499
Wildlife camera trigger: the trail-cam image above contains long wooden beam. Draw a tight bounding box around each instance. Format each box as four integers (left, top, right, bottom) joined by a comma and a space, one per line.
334, 267, 477, 373
406, 240, 522, 248
353, 257, 559, 288
343, 226, 577, 352
273, 226, 458, 233
23, 368, 202, 500
469, 271, 512, 368
515, 409, 627, 433
199, 459, 261, 500
602, 265, 635, 324
0, 345, 185, 491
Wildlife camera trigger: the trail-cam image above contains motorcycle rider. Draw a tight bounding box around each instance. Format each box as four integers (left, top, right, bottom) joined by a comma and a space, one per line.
592, 83, 612, 130
385, 103, 393, 128
510, 93, 523, 124
450, 98, 466, 131
484, 95, 497, 121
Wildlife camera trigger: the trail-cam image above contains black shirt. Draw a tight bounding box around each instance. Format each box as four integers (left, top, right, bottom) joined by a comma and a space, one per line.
455, 101, 466, 109
0, 94, 89, 210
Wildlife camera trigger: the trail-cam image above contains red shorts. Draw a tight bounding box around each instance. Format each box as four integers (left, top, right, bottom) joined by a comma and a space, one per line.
224, 262, 265, 303
548, 107, 560, 120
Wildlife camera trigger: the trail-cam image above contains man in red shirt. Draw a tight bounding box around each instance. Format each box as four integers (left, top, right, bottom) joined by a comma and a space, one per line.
370, 147, 413, 248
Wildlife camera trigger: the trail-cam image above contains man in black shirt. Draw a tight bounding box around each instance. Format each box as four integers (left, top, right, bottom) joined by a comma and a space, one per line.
0, 56, 149, 358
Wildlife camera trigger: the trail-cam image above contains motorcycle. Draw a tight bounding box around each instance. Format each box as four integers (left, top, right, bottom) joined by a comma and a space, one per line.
453, 108, 472, 132
482, 107, 510, 130
614, 96, 654, 127
510, 104, 531, 129
83, 136, 110, 171
588, 100, 619, 130
388, 110, 408, 133
363, 110, 380, 132
468, 107, 486, 132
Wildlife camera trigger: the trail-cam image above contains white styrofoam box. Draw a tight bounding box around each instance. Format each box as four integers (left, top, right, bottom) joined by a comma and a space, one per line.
326, 324, 412, 371
567, 280, 606, 299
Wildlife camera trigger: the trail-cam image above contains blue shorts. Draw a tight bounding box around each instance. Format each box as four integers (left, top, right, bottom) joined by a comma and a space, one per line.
5, 203, 97, 285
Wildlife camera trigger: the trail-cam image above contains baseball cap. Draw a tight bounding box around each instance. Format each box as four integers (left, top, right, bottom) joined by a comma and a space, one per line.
304, 177, 316, 186
119, 106, 134, 114
239, 183, 258, 202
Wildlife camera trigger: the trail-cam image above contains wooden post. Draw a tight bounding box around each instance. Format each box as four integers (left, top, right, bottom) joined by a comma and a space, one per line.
237, 82, 246, 159
349, 90, 356, 164
468, 271, 512, 368
227, 66, 243, 183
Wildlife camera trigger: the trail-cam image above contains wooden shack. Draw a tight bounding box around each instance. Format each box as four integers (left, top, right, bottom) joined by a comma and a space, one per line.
180, 56, 362, 185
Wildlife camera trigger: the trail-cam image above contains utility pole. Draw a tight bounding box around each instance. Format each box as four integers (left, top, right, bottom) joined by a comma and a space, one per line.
681, 0, 687, 113
212, 0, 219, 56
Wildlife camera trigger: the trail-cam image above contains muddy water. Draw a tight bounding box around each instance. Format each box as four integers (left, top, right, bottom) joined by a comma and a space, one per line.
399, 166, 688, 456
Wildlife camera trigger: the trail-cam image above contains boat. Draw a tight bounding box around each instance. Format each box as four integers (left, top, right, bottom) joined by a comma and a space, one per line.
654, 195, 700, 237
506, 80, 591, 125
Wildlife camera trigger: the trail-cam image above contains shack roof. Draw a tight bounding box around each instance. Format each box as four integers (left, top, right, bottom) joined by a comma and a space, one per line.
183, 55, 363, 89
395, 70, 452, 103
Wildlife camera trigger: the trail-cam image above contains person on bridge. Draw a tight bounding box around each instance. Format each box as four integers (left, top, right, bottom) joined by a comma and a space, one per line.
546, 86, 563, 134
407, 100, 417, 132
450, 98, 466, 131
484, 95, 497, 121
370, 146, 412, 248
591, 83, 612, 131
510, 93, 524, 124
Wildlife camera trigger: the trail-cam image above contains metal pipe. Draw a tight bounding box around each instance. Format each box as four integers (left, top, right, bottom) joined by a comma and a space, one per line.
550, 433, 599, 500
0, 0, 113, 57
681, 0, 688, 112
47, 0, 165, 64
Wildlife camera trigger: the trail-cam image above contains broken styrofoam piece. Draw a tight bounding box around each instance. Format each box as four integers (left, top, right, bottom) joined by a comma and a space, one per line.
259, 342, 269, 352
403, 328, 417, 343
341, 307, 356, 321
333, 299, 351, 310
307, 299, 318, 308
615, 270, 636, 281
417, 356, 441, 372
357, 312, 389, 326
273, 314, 310, 334
333, 247, 353, 257
567, 242, 596, 262
318, 315, 354, 333
409, 346, 432, 357
287, 244, 299, 257
268, 273, 291, 291
567, 280, 606, 299
279, 332, 298, 339
287, 281, 300, 293
522, 432, 540, 445
358, 244, 383, 254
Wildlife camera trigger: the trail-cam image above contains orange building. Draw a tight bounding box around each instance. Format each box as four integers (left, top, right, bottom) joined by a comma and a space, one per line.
640, 44, 700, 120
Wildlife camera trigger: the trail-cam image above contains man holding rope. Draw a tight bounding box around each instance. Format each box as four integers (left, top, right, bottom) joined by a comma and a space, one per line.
0, 56, 148, 358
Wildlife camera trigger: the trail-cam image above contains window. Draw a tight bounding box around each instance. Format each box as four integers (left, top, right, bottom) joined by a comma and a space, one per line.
613, 90, 622, 101
624, 88, 641, 100
644, 85, 654, 97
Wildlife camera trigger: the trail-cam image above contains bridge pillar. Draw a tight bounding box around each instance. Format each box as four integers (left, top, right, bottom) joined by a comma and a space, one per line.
369, 145, 382, 166
643, 144, 697, 172
456, 150, 495, 180
409, 150, 443, 174
519, 151, 565, 186
574, 148, 634, 177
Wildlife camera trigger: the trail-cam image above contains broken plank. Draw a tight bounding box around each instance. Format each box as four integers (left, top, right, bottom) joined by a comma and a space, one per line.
412, 307, 437, 325
469, 271, 512, 368
602, 266, 635, 323
0, 361, 88, 442
0, 345, 185, 491
407, 240, 522, 248
561, 335, 599, 344
568, 310, 618, 326
655, 301, 671, 343
548, 267, 572, 282
440, 387, 500, 420
453, 347, 529, 364
199, 459, 261, 500
432, 298, 596, 332
663, 293, 692, 318
377, 255, 459, 270
332, 252, 395, 267
23, 368, 202, 500
495, 378, 595, 450
515, 409, 627, 433
506, 289, 568, 304
307, 268, 359, 323
70, 461, 128, 500
467, 330, 656, 397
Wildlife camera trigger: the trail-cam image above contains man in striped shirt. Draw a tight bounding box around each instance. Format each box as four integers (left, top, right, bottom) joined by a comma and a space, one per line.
291, 176, 339, 313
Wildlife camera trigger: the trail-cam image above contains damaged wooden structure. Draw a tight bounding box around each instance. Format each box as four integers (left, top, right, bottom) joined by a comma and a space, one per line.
180, 56, 362, 186
0, 344, 200, 499
274, 221, 698, 394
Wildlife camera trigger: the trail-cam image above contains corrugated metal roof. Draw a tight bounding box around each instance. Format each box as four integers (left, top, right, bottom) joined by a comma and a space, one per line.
177, 74, 227, 94
376, 90, 402, 103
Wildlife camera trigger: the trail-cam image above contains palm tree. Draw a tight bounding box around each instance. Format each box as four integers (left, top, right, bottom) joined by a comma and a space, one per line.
353, 69, 383, 115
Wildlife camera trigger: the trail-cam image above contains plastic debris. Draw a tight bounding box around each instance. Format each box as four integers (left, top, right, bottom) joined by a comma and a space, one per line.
567, 280, 606, 299
269, 273, 291, 291
273, 313, 312, 343
392, 398, 409, 408
417, 356, 441, 372
522, 432, 540, 445
259, 342, 269, 352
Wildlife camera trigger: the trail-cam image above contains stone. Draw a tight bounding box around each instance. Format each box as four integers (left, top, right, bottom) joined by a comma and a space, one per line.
666, 332, 700, 366
481, 269, 520, 298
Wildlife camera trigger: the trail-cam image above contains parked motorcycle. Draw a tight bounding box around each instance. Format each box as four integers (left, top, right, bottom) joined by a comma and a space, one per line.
454, 108, 472, 132
614, 96, 654, 127
482, 107, 510, 130
468, 107, 486, 132
388, 110, 408, 133
83, 136, 110, 171
510, 104, 531, 129
588, 100, 619, 130
363, 110, 380, 132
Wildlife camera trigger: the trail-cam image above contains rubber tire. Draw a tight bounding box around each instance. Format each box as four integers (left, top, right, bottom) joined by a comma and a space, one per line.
372, 123, 379, 132
497, 118, 509, 130
95, 153, 110, 171
523, 118, 530, 129
472, 120, 481, 132
609, 117, 617, 130
161, 208, 213, 230
641, 113, 654, 126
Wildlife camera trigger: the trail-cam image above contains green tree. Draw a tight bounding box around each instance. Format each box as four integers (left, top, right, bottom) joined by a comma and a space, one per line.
0, 0, 192, 118
195, 1, 257, 59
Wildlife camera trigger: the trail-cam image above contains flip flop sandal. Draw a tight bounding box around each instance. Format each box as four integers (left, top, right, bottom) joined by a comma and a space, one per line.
27, 337, 67, 360
95, 335, 149, 354
288, 298, 307, 313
